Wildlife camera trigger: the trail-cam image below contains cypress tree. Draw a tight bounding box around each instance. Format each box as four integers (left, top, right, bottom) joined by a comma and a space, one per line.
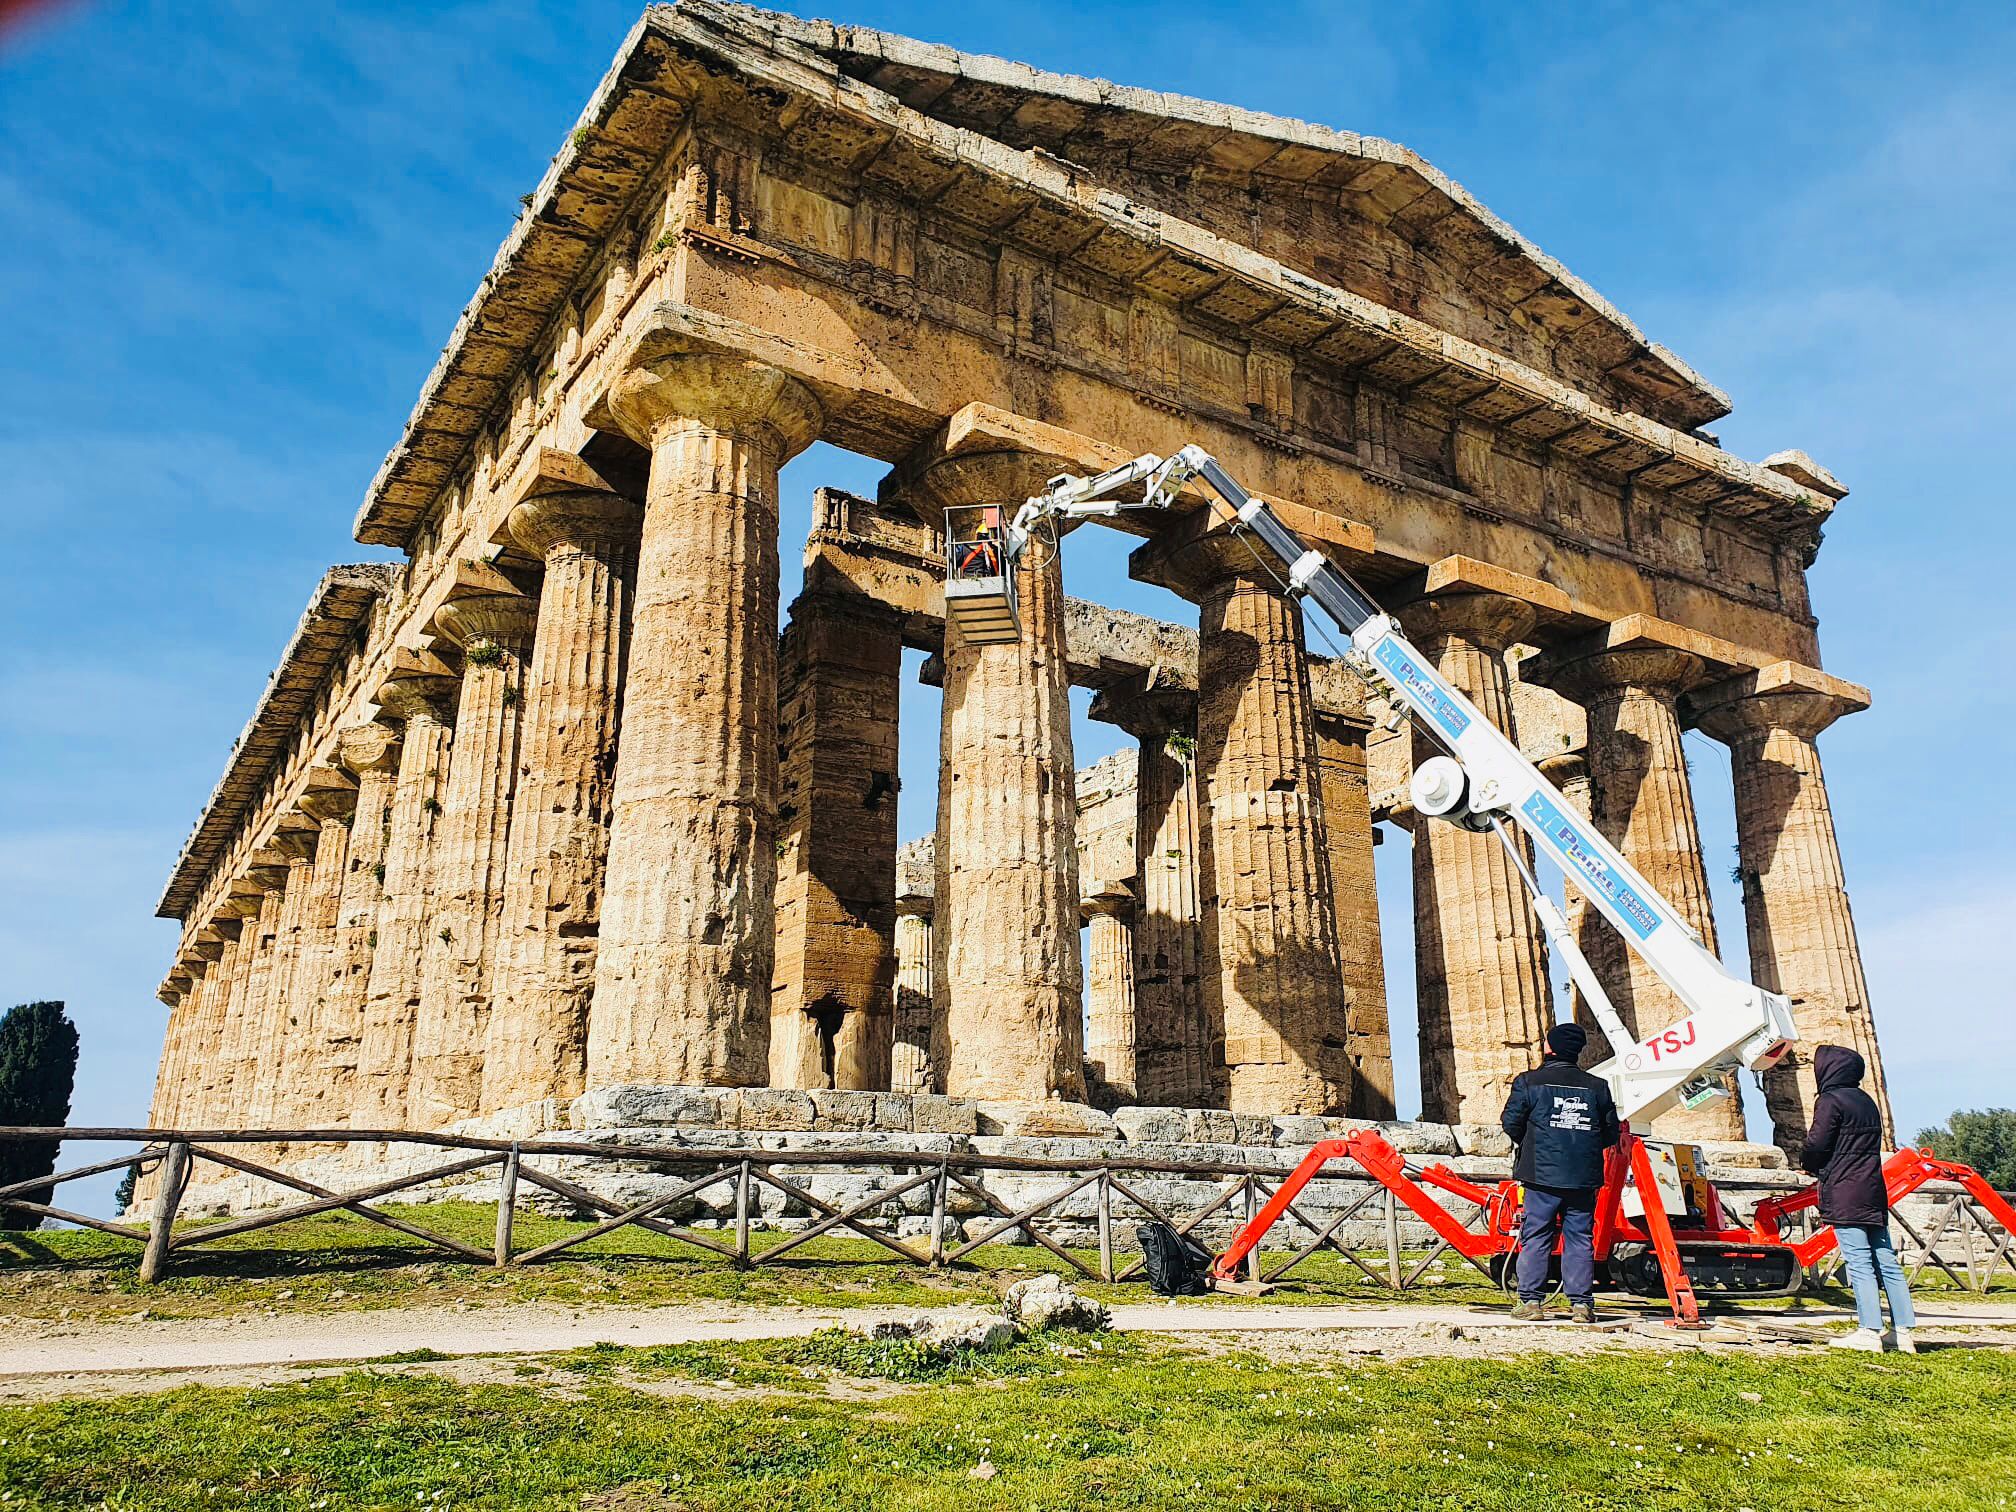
0, 1001, 80, 1226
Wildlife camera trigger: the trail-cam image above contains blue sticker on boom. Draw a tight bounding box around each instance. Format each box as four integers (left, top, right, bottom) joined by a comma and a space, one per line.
1521, 790, 1661, 941
1372, 636, 1470, 740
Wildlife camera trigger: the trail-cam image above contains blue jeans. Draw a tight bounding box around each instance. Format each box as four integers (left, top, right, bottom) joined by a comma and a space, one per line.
1517, 1185, 1597, 1303
1835, 1223, 1915, 1332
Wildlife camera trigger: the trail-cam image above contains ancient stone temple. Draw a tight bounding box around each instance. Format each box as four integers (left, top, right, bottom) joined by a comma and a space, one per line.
147, 2, 1890, 1161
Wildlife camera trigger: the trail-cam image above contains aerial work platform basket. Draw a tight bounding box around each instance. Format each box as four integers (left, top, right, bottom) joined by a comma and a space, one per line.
944, 504, 1019, 645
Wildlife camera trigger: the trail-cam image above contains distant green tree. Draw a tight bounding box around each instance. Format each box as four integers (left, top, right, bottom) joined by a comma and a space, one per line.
0, 1001, 80, 1227
112, 1163, 139, 1217
1916, 1109, 2016, 1191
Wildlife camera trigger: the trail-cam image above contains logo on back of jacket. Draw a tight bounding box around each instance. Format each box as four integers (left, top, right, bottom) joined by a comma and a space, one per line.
1548, 1093, 1594, 1133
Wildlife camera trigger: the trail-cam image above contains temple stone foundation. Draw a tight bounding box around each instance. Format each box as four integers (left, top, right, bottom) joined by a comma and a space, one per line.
144, 3, 1888, 1205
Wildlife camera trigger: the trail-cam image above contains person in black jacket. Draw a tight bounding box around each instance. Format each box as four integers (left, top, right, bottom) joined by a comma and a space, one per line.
1501, 1022, 1620, 1322
1800, 1044, 1914, 1352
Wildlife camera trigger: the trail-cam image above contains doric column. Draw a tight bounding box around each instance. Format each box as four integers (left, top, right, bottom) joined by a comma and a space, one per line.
1400, 591, 1555, 1125
1314, 692, 1394, 1120
1082, 885, 1139, 1107
891, 864, 934, 1095
224, 874, 287, 1125
1149, 538, 1351, 1116
275, 777, 355, 1124
902, 446, 1085, 1103
187, 917, 248, 1125
408, 592, 536, 1128
590, 354, 822, 1088
1693, 667, 1891, 1148
148, 979, 190, 1129
246, 843, 317, 1128
356, 660, 458, 1128
480, 470, 641, 1111
1091, 683, 1211, 1108
1547, 645, 1744, 1142
771, 593, 904, 1090
317, 725, 400, 1125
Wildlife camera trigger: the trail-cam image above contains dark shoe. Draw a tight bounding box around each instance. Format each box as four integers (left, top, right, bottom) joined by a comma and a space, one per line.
1570, 1301, 1597, 1324
1510, 1300, 1547, 1322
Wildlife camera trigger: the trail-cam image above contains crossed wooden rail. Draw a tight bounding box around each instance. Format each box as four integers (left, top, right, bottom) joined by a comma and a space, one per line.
2, 1127, 2011, 1296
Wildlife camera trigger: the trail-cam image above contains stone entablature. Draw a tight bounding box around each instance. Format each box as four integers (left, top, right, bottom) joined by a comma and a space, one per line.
148, 4, 1891, 1171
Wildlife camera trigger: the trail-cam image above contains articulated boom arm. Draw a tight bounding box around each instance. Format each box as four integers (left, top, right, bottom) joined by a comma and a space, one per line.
1017, 446, 1795, 1124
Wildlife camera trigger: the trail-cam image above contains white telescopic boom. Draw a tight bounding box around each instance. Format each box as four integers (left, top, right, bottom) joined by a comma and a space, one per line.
1009, 445, 1795, 1124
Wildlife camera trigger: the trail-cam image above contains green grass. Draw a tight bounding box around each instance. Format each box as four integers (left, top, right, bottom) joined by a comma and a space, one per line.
3, 1334, 2015, 1509
4, 1200, 2010, 1324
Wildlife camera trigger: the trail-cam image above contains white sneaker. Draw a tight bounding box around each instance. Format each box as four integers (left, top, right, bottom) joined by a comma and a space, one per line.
1885, 1329, 1918, 1355
1830, 1328, 1885, 1352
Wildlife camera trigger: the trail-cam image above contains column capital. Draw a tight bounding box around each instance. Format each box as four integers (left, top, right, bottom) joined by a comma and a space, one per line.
1081, 881, 1135, 923
432, 592, 539, 655
606, 351, 822, 457
1537, 645, 1706, 705
508, 485, 645, 561
1398, 591, 1540, 657
338, 722, 401, 777
883, 402, 1110, 519
1089, 677, 1196, 742
373, 647, 460, 725
1687, 660, 1871, 745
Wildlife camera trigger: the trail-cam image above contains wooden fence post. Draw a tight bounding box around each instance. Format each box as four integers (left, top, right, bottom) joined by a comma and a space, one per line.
1384, 1185, 1402, 1288
494, 1144, 520, 1267
1243, 1177, 1261, 1284
1097, 1171, 1113, 1282
138, 1141, 190, 1285
735, 1159, 752, 1266
929, 1159, 948, 1267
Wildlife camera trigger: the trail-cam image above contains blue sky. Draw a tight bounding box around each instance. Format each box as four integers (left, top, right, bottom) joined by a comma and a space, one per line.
4, 1, 2013, 1209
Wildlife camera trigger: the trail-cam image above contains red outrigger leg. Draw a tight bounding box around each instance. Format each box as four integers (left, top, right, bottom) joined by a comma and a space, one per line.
1625, 1132, 1704, 1327
1754, 1147, 2016, 1270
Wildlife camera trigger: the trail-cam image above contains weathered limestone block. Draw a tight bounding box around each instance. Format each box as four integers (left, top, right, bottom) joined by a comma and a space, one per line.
1547, 645, 1744, 1142
1693, 668, 1892, 1148
1177, 546, 1352, 1116
408, 592, 536, 1129
356, 661, 458, 1129
320, 724, 400, 1126
903, 442, 1085, 1103
1315, 699, 1394, 1119
592, 353, 822, 1088
481, 472, 642, 1111
771, 593, 903, 1092
1400, 591, 1554, 1126
1082, 886, 1138, 1108
1092, 684, 1212, 1109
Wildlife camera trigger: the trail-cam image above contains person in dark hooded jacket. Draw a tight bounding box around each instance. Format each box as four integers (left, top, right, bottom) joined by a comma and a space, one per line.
1801, 1044, 1914, 1352
1501, 1022, 1619, 1322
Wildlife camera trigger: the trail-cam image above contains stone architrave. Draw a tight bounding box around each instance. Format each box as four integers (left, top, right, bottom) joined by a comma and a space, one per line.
317, 725, 401, 1125
771, 593, 904, 1091
1092, 684, 1210, 1108
356, 661, 459, 1129
408, 593, 536, 1129
1692, 666, 1892, 1148
1400, 591, 1555, 1125
901, 444, 1086, 1103
1144, 534, 1352, 1116
1548, 645, 1745, 1142
1314, 697, 1394, 1120
590, 354, 822, 1089
1082, 885, 1139, 1107
276, 781, 356, 1124
479, 471, 641, 1111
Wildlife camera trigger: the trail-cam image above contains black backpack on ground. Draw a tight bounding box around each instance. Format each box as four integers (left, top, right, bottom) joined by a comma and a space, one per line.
1137, 1221, 1213, 1296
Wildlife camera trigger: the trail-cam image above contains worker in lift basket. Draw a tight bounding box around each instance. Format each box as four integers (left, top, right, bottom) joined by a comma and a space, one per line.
1800, 1044, 1916, 1354
1500, 1022, 1619, 1323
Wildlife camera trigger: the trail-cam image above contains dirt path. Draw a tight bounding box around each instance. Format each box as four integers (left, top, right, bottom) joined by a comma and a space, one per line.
4, 1298, 2011, 1403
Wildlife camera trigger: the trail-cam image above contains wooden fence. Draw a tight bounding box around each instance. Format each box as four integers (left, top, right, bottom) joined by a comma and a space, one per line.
1, 1127, 2011, 1297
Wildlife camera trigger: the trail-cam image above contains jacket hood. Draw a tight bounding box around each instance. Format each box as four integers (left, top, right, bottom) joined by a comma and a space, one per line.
1813, 1044, 1865, 1092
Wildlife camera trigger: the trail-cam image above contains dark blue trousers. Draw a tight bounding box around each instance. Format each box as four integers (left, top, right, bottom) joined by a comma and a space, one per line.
1516, 1184, 1598, 1303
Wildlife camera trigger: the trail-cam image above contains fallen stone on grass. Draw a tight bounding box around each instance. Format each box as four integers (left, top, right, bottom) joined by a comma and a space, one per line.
852, 1309, 1018, 1358
1002, 1274, 1110, 1333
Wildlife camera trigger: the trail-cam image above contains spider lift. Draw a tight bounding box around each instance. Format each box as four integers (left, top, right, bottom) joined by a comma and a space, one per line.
951, 444, 2005, 1326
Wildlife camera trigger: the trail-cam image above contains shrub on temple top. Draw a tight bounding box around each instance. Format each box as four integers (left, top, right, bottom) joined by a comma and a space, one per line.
0, 1000, 79, 1228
